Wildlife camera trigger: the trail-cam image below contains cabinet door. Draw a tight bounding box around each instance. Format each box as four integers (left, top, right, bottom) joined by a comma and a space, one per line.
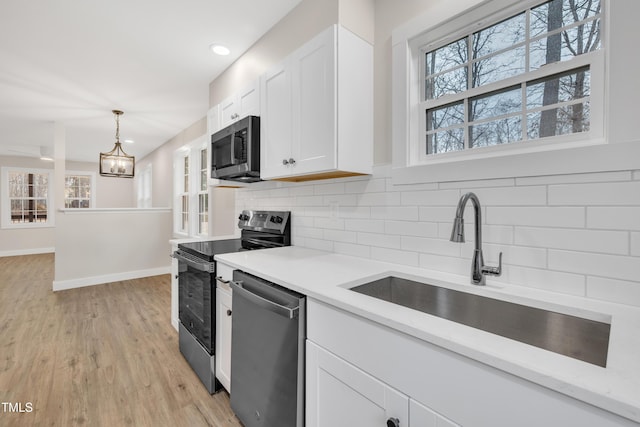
219, 95, 237, 128
291, 26, 336, 175
238, 80, 259, 119
260, 60, 293, 179
307, 341, 408, 427
215, 284, 233, 391
410, 399, 461, 427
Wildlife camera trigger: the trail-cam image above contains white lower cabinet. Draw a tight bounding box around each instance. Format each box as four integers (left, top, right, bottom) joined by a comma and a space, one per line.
306, 341, 408, 427
307, 341, 458, 427
215, 262, 234, 392
306, 299, 637, 427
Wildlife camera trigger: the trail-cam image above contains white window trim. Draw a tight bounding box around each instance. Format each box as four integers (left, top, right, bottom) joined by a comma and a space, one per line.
390, 0, 640, 184
65, 170, 96, 209
1, 166, 55, 229
173, 136, 209, 238
136, 164, 152, 208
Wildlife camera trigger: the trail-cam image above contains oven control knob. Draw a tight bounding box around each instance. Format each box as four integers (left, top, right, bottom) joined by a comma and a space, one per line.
387, 417, 400, 427
270, 215, 283, 224
238, 213, 250, 221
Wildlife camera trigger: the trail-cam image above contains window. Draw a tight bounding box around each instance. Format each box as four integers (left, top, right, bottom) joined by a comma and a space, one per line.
394, 0, 605, 171
173, 137, 209, 237
136, 164, 152, 208
1, 167, 54, 228
198, 147, 209, 235
64, 172, 95, 208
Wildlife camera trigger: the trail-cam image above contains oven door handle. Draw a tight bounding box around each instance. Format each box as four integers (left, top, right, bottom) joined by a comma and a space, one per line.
243, 237, 284, 248
171, 250, 211, 272
230, 280, 298, 319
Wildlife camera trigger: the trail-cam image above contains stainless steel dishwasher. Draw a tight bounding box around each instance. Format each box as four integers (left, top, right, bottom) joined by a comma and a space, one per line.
229, 270, 305, 427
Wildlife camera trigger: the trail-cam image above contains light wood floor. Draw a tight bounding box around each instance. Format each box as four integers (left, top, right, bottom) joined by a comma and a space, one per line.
0, 253, 243, 427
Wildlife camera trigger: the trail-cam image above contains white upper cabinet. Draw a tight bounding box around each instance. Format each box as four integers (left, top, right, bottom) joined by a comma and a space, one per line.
219, 80, 260, 128
260, 25, 373, 182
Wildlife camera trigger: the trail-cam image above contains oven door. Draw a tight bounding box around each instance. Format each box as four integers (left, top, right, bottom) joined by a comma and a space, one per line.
174, 250, 216, 353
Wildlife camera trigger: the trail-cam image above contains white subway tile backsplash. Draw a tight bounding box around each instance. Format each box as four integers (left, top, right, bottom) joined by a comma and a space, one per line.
419, 206, 458, 222
439, 178, 515, 189
515, 227, 629, 255
356, 192, 402, 206
345, 178, 386, 194
344, 219, 385, 233
314, 182, 345, 195
484, 243, 546, 269
358, 232, 401, 249
401, 236, 460, 257
503, 266, 586, 296
400, 189, 460, 206
587, 207, 640, 231
371, 206, 419, 221
516, 171, 632, 186
548, 250, 640, 282
371, 247, 420, 267
465, 186, 547, 206
236, 166, 640, 307
587, 277, 640, 306
419, 253, 468, 275
385, 220, 438, 237
632, 233, 640, 256
324, 229, 357, 244
314, 217, 345, 230
487, 207, 585, 228
548, 181, 640, 206
323, 194, 358, 206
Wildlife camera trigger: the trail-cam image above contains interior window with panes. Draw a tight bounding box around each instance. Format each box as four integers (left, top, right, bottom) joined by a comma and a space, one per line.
1, 168, 53, 228
421, 0, 601, 157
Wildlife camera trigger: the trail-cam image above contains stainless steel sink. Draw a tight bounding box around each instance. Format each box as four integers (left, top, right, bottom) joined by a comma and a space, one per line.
350, 276, 610, 367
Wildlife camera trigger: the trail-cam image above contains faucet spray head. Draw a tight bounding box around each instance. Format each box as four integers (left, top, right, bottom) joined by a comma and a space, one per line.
450, 217, 465, 243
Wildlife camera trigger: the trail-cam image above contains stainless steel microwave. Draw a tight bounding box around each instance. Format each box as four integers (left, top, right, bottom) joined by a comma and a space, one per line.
211, 115, 260, 182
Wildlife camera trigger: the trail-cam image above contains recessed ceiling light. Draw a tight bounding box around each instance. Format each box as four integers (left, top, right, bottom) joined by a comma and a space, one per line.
124, 139, 134, 144
210, 44, 230, 56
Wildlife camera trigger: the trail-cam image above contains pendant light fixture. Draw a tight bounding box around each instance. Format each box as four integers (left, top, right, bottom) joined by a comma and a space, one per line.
99, 110, 135, 178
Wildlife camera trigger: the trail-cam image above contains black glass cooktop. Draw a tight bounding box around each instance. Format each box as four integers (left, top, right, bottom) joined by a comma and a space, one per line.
178, 238, 243, 261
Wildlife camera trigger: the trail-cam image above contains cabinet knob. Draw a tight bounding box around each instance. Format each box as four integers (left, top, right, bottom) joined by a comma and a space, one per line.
282, 159, 289, 165
226, 309, 232, 316
288, 158, 296, 165
386, 417, 400, 427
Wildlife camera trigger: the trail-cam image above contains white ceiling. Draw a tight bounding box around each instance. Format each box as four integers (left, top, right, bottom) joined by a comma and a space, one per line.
0, 0, 301, 163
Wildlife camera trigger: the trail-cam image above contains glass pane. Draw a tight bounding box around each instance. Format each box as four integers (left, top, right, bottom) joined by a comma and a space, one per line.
425, 67, 467, 100
472, 46, 526, 87
426, 102, 464, 131
527, 67, 590, 108
425, 38, 468, 77
530, 0, 601, 38
470, 116, 523, 148
470, 86, 522, 122
530, 22, 600, 69
527, 102, 590, 139
200, 170, 207, 191
473, 12, 525, 58
426, 128, 465, 154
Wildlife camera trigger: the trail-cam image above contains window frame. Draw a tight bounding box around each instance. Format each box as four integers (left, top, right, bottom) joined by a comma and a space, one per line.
173, 136, 210, 238
64, 170, 96, 209
390, 0, 622, 184
1, 167, 55, 229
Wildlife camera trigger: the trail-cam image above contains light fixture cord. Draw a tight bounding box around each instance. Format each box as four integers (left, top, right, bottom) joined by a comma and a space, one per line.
114, 112, 120, 144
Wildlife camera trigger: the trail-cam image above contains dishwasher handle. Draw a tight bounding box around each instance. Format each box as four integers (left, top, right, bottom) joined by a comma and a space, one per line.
230, 280, 299, 320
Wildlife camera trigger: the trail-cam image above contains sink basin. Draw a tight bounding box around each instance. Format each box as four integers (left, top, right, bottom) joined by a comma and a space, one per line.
350, 276, 610, 367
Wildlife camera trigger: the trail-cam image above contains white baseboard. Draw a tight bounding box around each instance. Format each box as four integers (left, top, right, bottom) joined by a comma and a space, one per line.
52, 266, 171, 292
0, 247, 55, 258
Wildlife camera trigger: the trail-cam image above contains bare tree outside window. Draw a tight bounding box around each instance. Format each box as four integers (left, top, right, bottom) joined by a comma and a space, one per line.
423, 0, 601, 155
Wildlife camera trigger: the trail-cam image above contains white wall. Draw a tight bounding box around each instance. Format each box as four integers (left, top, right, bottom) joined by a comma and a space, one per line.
53, 208, 172, 290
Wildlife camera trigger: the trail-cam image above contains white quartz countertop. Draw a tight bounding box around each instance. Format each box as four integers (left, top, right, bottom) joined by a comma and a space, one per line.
216, 246, 640, 423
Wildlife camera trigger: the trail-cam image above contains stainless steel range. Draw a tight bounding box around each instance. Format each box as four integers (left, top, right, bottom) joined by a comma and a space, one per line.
171, 210, 291, 393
